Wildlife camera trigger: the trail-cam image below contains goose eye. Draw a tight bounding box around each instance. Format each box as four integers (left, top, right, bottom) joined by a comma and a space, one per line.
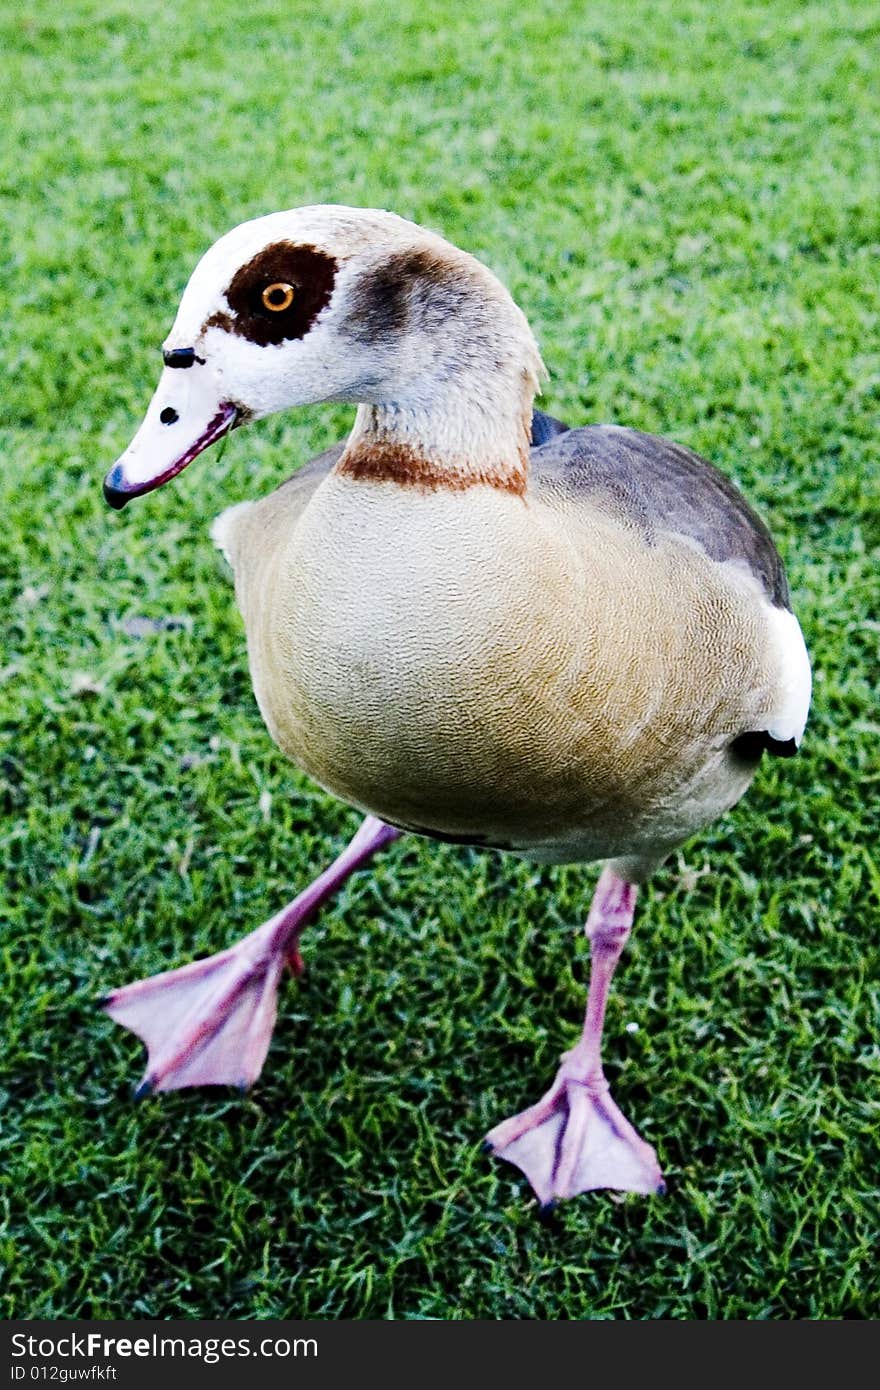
261, 282, 295, 312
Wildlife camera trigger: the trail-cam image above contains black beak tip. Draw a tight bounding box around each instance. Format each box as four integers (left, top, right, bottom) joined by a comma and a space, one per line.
103, 471, 130, 510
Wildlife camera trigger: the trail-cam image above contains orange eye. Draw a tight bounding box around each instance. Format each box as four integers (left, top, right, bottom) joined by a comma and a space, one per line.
261, 282, 295, 312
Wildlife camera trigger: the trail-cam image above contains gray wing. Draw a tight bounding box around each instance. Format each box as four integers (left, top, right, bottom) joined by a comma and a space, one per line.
531, 424, 790, 610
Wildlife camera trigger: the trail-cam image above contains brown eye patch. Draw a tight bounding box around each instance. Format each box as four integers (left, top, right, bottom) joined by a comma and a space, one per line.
221, 242, 338, 346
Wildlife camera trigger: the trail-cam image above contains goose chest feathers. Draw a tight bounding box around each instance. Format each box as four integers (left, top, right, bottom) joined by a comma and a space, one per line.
103, 206, 811, 1206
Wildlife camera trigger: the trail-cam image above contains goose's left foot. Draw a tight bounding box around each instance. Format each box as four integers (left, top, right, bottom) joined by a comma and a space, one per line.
485, 865, 665, 1204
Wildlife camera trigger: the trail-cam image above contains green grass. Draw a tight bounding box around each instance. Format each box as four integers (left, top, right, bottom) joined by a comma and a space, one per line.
2, 0, 879, 1320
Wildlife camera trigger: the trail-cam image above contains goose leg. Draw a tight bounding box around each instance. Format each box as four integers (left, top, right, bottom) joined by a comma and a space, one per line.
485, 866, 665, 1205
103, 816, 401, 1095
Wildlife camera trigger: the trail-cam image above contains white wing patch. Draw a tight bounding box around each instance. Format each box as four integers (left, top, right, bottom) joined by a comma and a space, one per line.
763, 604, 812, 746
211, 500, 253, 566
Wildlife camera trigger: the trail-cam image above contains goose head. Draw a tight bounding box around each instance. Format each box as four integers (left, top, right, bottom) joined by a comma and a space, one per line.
104, 205, 544, 508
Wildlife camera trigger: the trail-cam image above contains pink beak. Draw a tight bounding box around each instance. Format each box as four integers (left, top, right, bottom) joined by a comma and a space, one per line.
103, 362, 238, 509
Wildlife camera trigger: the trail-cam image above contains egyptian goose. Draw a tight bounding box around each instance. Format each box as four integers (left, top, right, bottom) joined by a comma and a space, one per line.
102, 206, 811, 1205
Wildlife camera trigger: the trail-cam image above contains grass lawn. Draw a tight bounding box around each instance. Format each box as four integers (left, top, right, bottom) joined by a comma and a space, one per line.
2, 0, 878, 1320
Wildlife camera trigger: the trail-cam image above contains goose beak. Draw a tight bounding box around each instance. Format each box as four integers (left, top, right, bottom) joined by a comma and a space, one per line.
103, 364, 239, 509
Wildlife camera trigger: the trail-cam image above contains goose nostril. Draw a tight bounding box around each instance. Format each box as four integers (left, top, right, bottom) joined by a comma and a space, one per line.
163, 346, 201, 368
160, 407, 179, 425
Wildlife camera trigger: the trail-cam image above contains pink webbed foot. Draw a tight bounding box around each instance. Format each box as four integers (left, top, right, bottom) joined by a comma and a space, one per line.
103, 815, 400, 1094
485, 1063, 665, 1206
485, 865, 665, 1206
103, 917, 288, 1094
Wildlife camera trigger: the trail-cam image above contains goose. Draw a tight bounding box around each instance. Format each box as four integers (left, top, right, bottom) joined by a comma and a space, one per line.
102, 205, 811, 1206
